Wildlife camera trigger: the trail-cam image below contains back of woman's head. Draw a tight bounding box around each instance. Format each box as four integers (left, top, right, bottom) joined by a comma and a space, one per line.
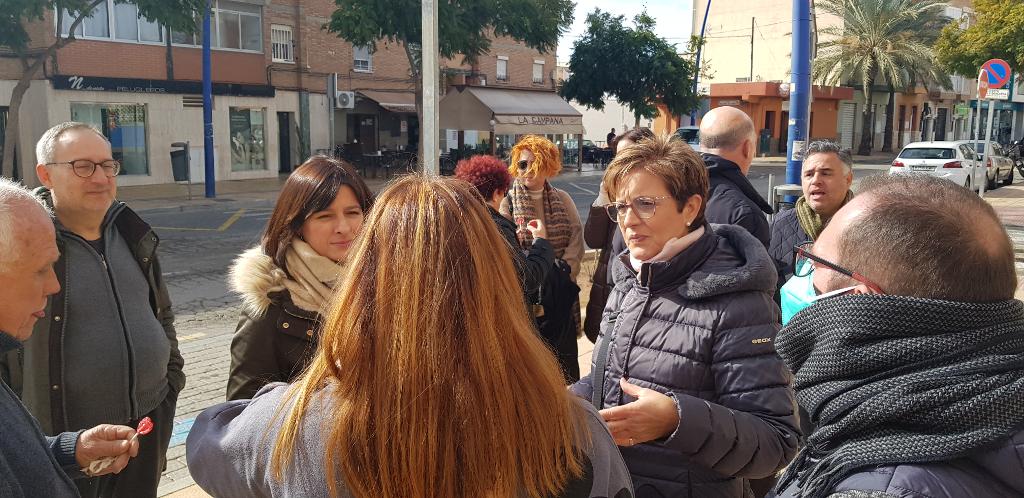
262, 156, 373, 269
453, 154, 512, 200
273, 175, 587, 498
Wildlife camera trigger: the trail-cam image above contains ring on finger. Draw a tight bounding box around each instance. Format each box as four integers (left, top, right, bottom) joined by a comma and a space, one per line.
629, 437, 635, 446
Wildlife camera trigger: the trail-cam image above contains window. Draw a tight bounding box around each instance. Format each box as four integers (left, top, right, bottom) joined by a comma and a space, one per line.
354, 45, 373, 72
532, 60, 544, 84
229, 108, 267, 171
497, 56, 508, 82
70, 103, 150, 176
59, 0, 259, 52
271, 25, 294, 62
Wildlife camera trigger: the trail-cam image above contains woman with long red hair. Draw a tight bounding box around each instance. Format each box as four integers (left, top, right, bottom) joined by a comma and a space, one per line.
186, 176, 633, 498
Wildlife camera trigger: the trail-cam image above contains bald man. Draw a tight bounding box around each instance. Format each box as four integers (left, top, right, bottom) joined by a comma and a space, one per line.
699, 106, 773, 248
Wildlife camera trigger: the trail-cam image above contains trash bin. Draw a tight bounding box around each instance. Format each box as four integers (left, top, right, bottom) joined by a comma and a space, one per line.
170, 142, 190, 182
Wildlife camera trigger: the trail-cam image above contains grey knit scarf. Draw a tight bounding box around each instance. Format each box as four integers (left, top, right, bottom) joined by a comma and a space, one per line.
774, 294, 1024, 498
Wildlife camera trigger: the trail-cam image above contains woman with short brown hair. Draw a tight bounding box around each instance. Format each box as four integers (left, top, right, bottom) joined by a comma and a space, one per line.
572, 133, 799, 497
188, 176, 633, 498
225, 156, 372, 401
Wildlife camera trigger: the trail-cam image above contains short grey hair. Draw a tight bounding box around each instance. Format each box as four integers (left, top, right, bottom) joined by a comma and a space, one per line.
35, 122, 108, 165
0, 177, 52, 272
804, 140, 853, 172
699, 118, 755, 150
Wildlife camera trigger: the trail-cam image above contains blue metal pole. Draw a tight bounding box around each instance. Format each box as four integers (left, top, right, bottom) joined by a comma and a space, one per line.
202, 0, 215, 198
785, 0, 811, 190
690, 0, 712, 126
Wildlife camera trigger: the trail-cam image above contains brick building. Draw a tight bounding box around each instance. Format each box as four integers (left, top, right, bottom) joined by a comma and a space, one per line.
0, 0, 565, 186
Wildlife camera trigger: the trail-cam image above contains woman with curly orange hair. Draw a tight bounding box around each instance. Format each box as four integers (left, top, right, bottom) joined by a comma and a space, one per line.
499, 135, 584, 382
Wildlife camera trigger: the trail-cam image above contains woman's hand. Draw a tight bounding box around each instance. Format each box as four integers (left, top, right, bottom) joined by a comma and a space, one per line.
599, 378, 680, 447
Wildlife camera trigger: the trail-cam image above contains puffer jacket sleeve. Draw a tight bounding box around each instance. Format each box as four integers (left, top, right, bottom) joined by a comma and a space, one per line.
226, 309, 284, 401
662, 291, 800, 479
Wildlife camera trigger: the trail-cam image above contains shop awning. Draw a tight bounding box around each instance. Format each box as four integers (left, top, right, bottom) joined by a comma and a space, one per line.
358, 90, 416, 114
440, 87, 585, 135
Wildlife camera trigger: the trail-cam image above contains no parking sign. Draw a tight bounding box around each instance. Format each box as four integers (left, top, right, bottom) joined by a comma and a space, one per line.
982, 59, 1012, 89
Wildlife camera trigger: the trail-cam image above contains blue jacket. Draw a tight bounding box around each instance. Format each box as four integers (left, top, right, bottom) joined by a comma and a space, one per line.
772, 431, 1024, 498
572, 224, 800, 497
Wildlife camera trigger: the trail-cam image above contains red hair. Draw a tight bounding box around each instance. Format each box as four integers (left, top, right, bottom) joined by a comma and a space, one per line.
454, 155, 513, 200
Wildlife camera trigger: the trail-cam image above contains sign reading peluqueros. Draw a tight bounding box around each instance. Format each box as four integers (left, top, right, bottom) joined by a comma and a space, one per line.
494, 115, 584, 126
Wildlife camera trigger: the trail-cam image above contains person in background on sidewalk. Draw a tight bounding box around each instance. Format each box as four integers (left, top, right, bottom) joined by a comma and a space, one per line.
700, 106, 774, 247
0, 177, 141, 498
772, 174, 1024, 498
582, 127, 653, 343
769, 140, 854, 307
0, 122, 184, 498
186, 176, 634, 498
607, 128, 617, 148
225, 157, 373, 401
454, 155, 554, 304
572, 133, 799, 497
500, 135, 584, 382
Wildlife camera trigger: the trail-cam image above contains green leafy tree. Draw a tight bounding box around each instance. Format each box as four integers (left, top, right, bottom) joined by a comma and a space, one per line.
936, 0, 1024, 77
812, 0, 950, 155
1, 0, 203, 178
559, 9, 700, 129
325, 0, 574, 162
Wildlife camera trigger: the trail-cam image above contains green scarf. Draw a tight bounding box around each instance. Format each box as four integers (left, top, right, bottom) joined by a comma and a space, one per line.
795, 191, 853, 240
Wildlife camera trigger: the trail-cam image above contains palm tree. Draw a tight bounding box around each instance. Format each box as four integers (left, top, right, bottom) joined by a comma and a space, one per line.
812, 0, 951, 155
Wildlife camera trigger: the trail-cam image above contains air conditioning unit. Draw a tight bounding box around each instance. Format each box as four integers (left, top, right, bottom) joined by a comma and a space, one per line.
335, 91, 355, 109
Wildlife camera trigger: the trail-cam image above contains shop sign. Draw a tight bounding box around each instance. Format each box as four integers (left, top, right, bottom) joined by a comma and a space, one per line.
718, 99, 742, 107
51, 75, 275, 98
494, 115, 583, 126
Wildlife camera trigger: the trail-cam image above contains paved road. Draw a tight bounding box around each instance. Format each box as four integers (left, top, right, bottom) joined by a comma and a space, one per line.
149, 163, 888, 495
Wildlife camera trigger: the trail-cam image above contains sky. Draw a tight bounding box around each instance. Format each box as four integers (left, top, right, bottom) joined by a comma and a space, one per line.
557, 0, 695, 63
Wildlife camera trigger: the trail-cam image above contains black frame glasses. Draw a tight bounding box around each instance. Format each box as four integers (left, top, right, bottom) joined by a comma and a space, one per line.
793, 242, 884, 294
46, 159, 121, 178
605, 195, 672, 223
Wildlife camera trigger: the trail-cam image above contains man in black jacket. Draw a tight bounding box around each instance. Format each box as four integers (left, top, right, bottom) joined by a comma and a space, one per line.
699, 106, 773, 247
0, 177, 140, 497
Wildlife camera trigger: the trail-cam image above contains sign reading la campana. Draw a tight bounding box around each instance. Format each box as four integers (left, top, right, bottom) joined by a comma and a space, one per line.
494, 115, 583, 126
51, 75, 275, 98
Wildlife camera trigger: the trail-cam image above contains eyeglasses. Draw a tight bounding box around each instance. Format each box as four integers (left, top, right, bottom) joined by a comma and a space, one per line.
605, 195, 672, 223
517, 160, 530, 171
46, 159, 121, 178
793, 242, 884, 293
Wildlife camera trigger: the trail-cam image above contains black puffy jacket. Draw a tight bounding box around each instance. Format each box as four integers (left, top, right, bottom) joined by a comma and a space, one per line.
572, 224, 800, 498
703, 154, 773, 248
767, 207, 810, 294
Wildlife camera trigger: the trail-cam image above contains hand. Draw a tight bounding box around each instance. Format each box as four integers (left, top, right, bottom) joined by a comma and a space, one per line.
599, 378, 680, 447
526, 219, 547, 240
75, 424, 140, 475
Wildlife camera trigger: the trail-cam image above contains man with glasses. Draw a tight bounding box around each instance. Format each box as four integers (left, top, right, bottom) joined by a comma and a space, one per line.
772, 174, 1024, 498
1, 122, 184, 498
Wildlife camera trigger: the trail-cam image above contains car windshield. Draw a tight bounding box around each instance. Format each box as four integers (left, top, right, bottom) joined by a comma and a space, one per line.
899, 148, 955, 160
676, 129, 699, 142
973, 143, 995, 154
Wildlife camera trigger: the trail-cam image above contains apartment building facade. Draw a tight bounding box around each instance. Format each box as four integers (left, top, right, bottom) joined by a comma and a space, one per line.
0, 0, 563, 186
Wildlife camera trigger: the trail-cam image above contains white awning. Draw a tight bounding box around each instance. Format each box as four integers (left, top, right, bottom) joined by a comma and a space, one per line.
439, 87, 585, 135
358, 90, 416, 114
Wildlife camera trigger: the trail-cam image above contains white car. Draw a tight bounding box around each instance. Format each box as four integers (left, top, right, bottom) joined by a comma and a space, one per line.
890, 140, 1010, 191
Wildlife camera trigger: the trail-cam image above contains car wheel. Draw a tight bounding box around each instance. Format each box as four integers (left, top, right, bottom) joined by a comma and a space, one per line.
964, 176, 972, 191
987, 171, 998, 191
1003, 167, 1015, 186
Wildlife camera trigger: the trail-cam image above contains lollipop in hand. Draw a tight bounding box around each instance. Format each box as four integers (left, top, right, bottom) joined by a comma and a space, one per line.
82, 417, 153, 476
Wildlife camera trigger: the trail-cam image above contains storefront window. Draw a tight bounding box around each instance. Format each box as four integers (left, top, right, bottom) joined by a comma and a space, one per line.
70, 103, 149, 175
229, 108, 267, 171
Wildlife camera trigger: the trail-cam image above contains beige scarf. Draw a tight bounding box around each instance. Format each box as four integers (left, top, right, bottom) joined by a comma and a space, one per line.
282, 239, 344, 314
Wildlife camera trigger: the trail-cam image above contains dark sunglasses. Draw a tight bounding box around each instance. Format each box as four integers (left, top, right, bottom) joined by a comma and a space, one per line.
517, 159, 530, 171
793, 242, 884, 294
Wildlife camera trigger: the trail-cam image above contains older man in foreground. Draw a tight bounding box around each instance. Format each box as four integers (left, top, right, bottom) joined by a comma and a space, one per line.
0, 177, 139, 497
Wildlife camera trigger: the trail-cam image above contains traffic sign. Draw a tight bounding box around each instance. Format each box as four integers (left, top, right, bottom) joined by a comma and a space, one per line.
979, 72, 989, 99
982, 59, 1012, 89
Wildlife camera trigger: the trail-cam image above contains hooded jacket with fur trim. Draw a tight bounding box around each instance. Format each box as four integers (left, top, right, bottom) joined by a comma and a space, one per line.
225, 247, 323, 401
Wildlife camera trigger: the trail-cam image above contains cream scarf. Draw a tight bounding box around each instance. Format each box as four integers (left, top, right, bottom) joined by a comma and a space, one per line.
282, 239, 344, 314
629, 226, 707, 273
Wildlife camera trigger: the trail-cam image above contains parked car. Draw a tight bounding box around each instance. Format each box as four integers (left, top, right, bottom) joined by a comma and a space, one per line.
890, 140, 1013, 191
970, 141, 1015, 188
674, 126, 700, 149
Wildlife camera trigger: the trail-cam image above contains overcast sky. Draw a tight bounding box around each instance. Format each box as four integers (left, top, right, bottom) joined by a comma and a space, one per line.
557, 0, 696, 63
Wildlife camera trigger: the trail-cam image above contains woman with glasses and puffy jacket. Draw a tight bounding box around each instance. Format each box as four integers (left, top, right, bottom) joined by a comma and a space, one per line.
570, 133, 800, 498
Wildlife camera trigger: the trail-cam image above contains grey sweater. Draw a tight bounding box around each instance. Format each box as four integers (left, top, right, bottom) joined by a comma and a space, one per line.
187, 383, 635, 498
0, 332, 80, 498
59, 205, 171, 429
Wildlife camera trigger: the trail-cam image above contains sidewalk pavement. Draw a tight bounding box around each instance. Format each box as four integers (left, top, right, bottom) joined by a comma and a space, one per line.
979, 181, 1024, 299
754, 152, 897, 166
